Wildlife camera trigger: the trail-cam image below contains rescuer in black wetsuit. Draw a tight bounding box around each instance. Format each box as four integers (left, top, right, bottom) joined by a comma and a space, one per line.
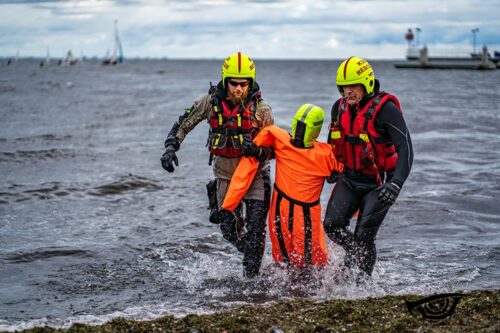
324, 56, 414, 276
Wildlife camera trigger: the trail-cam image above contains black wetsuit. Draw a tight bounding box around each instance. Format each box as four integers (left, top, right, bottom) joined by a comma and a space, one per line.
323, 83, 414, 275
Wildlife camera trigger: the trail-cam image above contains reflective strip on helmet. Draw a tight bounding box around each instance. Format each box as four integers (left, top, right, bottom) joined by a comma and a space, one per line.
343, 56, 354, 80
238, 52, 241, 73
300, 104, 316, 122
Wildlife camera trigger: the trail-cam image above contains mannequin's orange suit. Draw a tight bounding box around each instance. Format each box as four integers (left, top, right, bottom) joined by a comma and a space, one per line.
222, 125, 343, 268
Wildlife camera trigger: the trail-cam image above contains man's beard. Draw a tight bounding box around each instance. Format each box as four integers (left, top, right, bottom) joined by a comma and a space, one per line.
227, 90, 248, 103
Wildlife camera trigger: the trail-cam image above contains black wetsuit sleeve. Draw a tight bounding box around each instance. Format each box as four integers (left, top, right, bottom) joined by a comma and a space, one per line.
375, 101, 414, 186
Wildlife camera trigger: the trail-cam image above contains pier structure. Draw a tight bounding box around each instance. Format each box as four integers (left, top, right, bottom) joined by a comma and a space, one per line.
395, 45, 498, 70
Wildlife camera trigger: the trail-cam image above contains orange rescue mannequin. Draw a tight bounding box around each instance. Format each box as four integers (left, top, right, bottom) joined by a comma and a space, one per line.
222, 120, 343, 268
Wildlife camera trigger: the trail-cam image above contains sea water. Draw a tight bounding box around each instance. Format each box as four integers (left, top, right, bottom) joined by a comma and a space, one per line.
0, 59, 499, 331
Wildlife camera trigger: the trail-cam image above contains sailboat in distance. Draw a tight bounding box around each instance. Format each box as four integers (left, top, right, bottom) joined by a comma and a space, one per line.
102, 19, 124, 65
60, 49, 78, 66
40, 47, 50, 67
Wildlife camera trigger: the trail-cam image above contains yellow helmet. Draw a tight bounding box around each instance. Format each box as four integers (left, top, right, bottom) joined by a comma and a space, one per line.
291, 104, 325, 148
221, 52, 256, 87
336, 56, 375, 95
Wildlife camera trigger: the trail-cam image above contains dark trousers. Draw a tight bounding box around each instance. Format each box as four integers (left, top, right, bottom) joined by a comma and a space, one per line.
323, 175, 390, 275
220, 199, 267, 278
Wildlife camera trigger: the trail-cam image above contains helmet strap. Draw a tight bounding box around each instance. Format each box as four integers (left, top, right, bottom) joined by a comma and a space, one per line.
292, 121, 307, 148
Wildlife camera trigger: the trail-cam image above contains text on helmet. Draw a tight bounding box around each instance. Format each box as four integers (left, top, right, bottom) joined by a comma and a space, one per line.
356, 63, 372, 76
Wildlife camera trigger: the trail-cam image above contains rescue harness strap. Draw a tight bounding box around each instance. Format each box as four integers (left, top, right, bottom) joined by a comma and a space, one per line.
273, 183, 319, 265
273, 183, 320, 207
274, 192, 289, 263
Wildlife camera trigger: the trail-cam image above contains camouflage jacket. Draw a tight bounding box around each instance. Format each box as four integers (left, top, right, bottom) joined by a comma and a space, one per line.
166, 81, 273, 180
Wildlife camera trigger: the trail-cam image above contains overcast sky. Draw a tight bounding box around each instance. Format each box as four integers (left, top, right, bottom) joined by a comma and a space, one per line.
1, 0, 499, 59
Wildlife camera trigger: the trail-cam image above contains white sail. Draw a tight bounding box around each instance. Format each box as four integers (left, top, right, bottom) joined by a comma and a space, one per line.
102, 20, 123, 65
64, 49, 77, 65
114, 19, 124, 63
111, 45, 117, 63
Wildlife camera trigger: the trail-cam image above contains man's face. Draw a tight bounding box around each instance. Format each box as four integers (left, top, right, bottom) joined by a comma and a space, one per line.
342, 84, 366, 107
226, 78, 250, 102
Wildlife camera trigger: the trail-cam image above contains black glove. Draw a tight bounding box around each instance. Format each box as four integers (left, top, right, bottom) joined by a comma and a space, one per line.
242, 135, 260, 158
376, 181, 401, 206
161, 145, 178, 172
326, 171, 340, 184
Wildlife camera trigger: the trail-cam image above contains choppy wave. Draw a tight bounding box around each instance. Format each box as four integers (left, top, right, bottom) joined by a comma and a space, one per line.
0, 84, 16, 93
0, 148, 78, 162
0, 174, 164, 203
2, 247, 93, 264
0, 182, 75, 203
12, 134, 73, 142
88, 174, 163, 196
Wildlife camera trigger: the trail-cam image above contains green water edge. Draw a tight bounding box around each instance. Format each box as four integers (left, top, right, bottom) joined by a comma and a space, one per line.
9, 290, 499, 333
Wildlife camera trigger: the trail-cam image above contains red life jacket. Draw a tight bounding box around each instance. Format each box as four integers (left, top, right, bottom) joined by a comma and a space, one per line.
208, 95, 255, 158
328, 92, 402, 180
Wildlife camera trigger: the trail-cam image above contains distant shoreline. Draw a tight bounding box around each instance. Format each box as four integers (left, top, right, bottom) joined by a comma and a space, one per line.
0, 57, 405, 62
11, 289, 499, 333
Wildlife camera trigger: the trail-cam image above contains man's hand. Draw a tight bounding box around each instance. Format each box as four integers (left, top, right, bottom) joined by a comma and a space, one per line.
161, 145, 178, 172
376, 181, 401, 206
242, 135, 260, 157
326, 171, 339, 184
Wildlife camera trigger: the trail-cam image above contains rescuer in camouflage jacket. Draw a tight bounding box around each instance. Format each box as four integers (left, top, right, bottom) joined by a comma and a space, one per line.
161, 52, 274, 277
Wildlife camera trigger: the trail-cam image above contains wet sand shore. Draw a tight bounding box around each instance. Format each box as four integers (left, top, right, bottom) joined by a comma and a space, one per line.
13, 289, 499, 333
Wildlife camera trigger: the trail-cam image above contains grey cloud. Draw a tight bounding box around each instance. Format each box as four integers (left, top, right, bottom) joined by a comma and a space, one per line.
238, 0, 285, 2
33, 5, 99, 16
0, 0, 64, 3
0, 0, 139, 5
157, 0, 285, 2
